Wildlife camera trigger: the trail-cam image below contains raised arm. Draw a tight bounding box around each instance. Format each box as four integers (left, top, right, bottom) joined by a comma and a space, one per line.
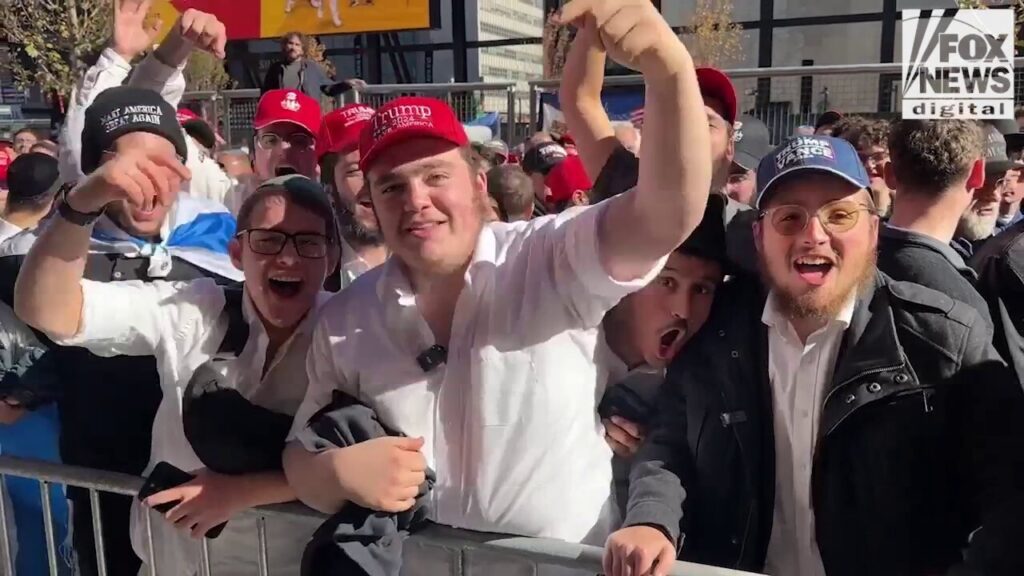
558, 0, 712, 282
559, 19, 618, 180
14, 151, 190, 340
59, 1, 227, 182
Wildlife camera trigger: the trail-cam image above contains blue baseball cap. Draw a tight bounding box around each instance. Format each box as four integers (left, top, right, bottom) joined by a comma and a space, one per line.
755, 135, 870, 209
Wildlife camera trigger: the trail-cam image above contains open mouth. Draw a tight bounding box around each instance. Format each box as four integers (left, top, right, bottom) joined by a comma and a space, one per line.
656, 326, 687, 360
793, 256, 835, 286
276, 166, 298, 177
267, 275, 303, 298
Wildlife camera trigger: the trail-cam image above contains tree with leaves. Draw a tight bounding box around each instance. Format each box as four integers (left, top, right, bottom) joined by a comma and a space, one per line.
0, 0, 113, 99
956, 0, 1024, 53
184, 50, 234, 92
684, 0, 744, 68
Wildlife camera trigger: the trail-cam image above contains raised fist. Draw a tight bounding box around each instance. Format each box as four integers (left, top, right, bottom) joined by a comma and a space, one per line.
68, 149, 190, 216
557, 0, 690, 80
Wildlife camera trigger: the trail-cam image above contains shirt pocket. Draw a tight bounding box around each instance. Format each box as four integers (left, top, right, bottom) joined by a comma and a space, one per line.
477, 348, 535, 427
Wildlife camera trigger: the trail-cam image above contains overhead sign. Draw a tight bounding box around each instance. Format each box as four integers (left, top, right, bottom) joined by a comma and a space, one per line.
153, 0, 439, 41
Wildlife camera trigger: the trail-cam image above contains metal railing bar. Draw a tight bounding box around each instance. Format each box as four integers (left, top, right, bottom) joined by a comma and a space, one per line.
0, 475, 14, 576
0, 456, 764, 575
256, 516, 269, 576
527, 57, 1024, 91
200, 537, 213, 576
39, 481, 59, 576
89, 489, 108, 576
145, 507, 156, 576
0, 456, 142, 497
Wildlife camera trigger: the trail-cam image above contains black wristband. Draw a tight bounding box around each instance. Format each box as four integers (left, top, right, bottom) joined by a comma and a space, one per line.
58, 183, 105, 227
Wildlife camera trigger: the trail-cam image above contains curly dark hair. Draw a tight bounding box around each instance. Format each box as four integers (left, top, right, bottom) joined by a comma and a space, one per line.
887, 119, 982, 195
835, 117, 891, 152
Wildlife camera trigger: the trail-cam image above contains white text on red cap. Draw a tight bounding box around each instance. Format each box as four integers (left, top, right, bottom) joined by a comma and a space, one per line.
372, 105, 435, 139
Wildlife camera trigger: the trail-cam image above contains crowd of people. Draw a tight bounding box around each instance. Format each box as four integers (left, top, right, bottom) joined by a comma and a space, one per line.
1, 0, 1024, 575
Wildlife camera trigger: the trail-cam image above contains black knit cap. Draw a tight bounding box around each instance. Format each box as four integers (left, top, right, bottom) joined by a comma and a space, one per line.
6, 153, 60, 202
80, 86, 188, 175
676, 193, 729, 270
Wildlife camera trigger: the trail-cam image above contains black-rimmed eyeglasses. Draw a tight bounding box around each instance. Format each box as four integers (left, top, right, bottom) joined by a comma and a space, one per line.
236, 229, 330, 259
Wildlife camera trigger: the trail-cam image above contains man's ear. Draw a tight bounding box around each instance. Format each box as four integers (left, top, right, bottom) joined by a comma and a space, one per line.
882, 160, 898, 191
571, 188, 590, 206
753, 219, 764, 256
726, 133, 736, 164
966, 157, 985, 191
229, 236, 244, 271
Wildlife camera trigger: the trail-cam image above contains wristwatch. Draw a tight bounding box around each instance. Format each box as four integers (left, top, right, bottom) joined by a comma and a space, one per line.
58, 183, 105, 227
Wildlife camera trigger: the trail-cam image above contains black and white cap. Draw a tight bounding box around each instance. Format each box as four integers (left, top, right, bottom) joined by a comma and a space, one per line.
80, 86, 188, 175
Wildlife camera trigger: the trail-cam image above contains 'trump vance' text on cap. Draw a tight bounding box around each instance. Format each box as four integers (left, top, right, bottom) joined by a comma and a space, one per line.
755, 135, 870, 208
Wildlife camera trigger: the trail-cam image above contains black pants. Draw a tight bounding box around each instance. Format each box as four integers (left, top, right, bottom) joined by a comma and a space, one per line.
70, 490, 141, 576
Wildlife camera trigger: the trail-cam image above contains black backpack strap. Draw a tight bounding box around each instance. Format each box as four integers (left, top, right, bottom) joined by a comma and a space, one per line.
217, 285, 249, 358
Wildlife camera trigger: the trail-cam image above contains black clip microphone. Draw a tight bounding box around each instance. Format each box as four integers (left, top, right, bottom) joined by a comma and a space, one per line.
417, 345, 448, 373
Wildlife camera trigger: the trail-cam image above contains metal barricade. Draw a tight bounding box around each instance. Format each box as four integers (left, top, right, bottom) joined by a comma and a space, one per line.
351, 82, 519, 144
181, 89, 261, 150
528, 58, 1024, 145
0, 455, 762, 576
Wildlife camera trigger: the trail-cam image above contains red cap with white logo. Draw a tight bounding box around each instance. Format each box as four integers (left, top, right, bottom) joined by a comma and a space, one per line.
253, 89, 322, 136
359, 96, 468, 172
318, 103, 376, 159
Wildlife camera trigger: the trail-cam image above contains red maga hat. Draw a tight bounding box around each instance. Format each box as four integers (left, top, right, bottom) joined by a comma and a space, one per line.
359, 97, 468, 172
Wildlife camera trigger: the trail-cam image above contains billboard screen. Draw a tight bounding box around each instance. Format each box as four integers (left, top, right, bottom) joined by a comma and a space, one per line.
153, 0, 439, 40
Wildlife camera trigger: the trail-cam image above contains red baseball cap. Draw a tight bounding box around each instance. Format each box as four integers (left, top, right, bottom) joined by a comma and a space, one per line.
544, 155, 592, 204
176, 108, 201, 124
696, 67, 738, 125
359, 96, 469, 172
254, 89, 322, 136
318, 103, 376, 159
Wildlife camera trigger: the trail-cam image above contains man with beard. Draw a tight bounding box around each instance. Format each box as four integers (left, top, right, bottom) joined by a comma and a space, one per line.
604, 135, 1024, 576
318, 103, 388, 290
955, 123, 1020, 257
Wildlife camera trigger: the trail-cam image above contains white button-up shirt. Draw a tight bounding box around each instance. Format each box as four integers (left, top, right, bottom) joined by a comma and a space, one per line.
0, 219, 22, 244
762, 293, 855, 576
291, 204, 664, 544
55, 279, 327, 576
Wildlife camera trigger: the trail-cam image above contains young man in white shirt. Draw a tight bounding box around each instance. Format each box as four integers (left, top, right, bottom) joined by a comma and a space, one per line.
318, 103, 390, 289
15, 173, 339, 575
283, 0, 712, 549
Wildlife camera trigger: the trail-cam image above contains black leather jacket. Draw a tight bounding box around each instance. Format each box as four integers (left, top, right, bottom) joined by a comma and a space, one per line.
623, 272, 1024, 576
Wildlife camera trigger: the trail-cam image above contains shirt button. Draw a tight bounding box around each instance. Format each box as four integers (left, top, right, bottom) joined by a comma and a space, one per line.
894, 373, 910, 384
867, 382, 882, 393
730, 350, 739, 358
718, 330, 726, 337
113, 271, 123, 280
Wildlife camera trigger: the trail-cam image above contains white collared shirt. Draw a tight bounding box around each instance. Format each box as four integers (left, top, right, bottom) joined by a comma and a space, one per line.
761, 293, 855, 576
0, 218, 22, 244
338, 237, 379, 290
291, 203, 665, 543
54, 279, 328, 575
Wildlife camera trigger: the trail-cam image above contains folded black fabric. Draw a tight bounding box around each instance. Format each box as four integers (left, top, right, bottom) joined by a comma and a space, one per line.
0, 344, 62, 410
182, 362, 293, 475
299, 391, 434, 576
